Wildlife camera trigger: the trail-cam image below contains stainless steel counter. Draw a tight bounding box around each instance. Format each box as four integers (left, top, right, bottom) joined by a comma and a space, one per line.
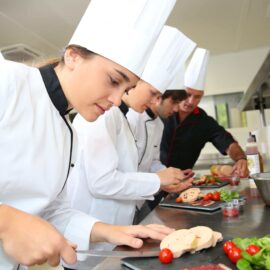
77, 181, 270, 269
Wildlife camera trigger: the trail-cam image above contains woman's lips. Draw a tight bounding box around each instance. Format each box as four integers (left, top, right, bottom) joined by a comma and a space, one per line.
96, 104, 106, 114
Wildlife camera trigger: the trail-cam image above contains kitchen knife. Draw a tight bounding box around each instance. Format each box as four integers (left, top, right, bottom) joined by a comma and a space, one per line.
76, 249, 160, 258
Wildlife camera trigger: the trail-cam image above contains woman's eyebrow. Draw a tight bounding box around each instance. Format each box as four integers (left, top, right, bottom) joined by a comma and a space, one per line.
114, 69, 130, 82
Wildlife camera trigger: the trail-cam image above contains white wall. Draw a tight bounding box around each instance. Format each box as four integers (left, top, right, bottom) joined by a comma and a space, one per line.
205, 47, 270, 96
199, 96, 215, 118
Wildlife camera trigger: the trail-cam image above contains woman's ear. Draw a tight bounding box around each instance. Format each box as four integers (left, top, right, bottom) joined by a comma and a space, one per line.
64, 48, 80, 70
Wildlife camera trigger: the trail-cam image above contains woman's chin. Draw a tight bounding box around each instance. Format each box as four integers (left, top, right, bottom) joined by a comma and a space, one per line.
81, 112, 99, 122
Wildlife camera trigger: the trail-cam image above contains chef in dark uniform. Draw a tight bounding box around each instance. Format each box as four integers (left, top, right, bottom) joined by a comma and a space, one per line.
161, 48, 249, 178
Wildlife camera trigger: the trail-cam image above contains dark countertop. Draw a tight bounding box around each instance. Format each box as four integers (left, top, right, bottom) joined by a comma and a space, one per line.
77, 181, 270, 269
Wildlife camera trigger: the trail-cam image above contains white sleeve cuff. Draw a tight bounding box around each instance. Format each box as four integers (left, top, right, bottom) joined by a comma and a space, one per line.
64, 212, 99, 250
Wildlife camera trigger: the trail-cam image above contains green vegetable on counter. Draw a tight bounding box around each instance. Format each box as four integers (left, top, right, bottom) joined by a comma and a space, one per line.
219, 189, 240, 202
233, 235, 270, 270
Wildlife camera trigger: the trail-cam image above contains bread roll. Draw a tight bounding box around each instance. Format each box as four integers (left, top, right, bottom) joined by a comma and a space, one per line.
160, 229, 197, 258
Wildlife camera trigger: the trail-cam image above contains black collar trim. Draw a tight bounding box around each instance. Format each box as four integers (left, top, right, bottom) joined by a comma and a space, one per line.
119, 101, 129, 117
146, 108, 156, 119
39, 64, 69, 116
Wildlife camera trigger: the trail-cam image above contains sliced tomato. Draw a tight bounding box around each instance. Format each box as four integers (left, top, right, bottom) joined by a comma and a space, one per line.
159, 248, 174, 264
246, 244, 261, 256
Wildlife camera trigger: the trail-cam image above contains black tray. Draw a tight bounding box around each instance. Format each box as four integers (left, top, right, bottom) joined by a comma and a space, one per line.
121, 240, 236, 270
159, 197, 224, 212
192, 180, 229, 189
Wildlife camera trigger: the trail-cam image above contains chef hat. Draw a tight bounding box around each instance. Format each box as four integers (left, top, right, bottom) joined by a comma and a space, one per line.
185, 47, 210, 91
0, 51, 4, 61
141, 26, 196, 94
167, 65, 185, 90
69, 0, 176, 77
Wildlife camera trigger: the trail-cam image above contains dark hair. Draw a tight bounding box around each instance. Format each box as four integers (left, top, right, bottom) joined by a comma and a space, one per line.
161, 89, 187, 102
36, 45, 96, 68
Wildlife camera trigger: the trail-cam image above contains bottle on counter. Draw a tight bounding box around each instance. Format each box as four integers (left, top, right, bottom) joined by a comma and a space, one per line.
245, 132, 264, 175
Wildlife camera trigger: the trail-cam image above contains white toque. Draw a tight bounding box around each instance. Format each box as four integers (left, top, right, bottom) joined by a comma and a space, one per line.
0, 52, 4, 61
69, 0, 176, 77
141, 26, 196, 94
167, 64, 185, 90
185, 48, 210, 91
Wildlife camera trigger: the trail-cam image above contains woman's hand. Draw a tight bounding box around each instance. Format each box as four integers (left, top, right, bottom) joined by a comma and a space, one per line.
157, 167, 194, 187
0, 204, 77, 266
90, 222, 174, 248
161, 178, 193, 193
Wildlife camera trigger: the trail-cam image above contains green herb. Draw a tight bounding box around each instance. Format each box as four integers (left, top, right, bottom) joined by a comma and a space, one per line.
220, 189, 240, 202
236, 258, 253, 270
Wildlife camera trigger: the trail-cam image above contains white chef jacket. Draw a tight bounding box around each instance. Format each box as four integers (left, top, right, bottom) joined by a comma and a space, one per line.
67, 103, 160, 228
0, 61, 97, 270
127, 109, 166, 173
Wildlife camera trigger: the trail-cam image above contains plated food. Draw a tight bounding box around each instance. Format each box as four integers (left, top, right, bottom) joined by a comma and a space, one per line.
192, 175, 230, 188
176, 188, 240, 203
210, 165, 233, 177
192, 164, 238, 188
160, 226, 223, 258
165, 188, 243, 213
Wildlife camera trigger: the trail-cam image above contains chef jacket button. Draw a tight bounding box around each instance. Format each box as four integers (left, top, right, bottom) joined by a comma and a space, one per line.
71, 163, 75, 167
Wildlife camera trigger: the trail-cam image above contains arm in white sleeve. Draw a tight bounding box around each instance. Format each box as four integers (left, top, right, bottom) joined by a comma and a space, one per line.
150, 120, 166, 173
150, 143, 167, 173
40, 186, 98, 250
77, 111, 160, 201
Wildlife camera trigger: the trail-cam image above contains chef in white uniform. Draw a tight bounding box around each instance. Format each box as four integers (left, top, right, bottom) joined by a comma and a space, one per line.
0, 52, 4, 61
126, 54, 196, 224
0, 0, 177, 269
67, 26, 196, 233
127, 63, 195, 176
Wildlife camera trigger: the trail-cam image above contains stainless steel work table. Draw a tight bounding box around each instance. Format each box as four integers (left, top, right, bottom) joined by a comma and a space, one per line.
77, 181, 270, 269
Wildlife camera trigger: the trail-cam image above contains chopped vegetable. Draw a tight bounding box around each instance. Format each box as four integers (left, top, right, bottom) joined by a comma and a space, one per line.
219, 189, 240, 202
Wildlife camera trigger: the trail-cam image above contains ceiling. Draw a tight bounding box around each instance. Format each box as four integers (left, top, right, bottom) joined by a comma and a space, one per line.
0, 0, 270, 60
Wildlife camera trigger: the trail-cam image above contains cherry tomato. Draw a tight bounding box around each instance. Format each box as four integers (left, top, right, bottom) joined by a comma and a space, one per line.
212, 191, 220, 201
246, 244, 261, 256
159, 248, 174, 264
175, 197, 183, 203
207, 192, 213, 200
203, 194, 209, 200
223, 240, 236, 254
203, 192, 213, 201
228, 247, 242, 263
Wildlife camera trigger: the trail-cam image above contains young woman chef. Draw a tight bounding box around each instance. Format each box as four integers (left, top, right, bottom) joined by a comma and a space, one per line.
67, 26, 196, 235
0, 0, 177, 269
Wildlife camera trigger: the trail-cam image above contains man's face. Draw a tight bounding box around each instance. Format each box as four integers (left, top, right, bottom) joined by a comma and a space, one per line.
178, 87, 204, 113
157, 97, 179, 118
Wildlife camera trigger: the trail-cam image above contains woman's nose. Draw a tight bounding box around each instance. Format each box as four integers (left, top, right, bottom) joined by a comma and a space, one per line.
108, 90, 123, 107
